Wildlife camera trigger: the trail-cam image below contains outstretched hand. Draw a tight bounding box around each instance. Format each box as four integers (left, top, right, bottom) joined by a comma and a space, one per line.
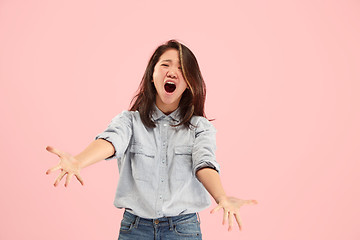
45, 146, 84, 187
210, 196, 258, 231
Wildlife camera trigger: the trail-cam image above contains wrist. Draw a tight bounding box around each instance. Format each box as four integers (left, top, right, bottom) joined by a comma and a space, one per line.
215, 195, 228, 204
73, 156, 84, 170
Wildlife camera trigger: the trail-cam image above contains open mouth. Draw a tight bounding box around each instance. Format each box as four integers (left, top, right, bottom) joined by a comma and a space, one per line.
164, 82, 176, 93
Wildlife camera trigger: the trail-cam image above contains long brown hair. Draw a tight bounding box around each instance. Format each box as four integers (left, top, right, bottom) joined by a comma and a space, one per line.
129, 39, 207, 128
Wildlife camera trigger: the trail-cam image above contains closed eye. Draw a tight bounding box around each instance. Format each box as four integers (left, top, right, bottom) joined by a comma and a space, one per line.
161, 64, 169, 67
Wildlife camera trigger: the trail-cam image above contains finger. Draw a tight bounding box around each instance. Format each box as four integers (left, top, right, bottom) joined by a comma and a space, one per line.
223, 210, 228, 225
46, 165, 61, 175
210, 205, 222, 214
65, 173, 74, 187
75, 173, 84, 186
46, 146, 63, 157
235, 212, 242, 231
245, 199, 258, 205
228, 212, 234, 231
54, 171, 66, 187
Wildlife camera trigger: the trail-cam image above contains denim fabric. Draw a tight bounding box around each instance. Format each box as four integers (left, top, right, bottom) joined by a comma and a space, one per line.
118, 210, 202, 240
95, 104, 220, 219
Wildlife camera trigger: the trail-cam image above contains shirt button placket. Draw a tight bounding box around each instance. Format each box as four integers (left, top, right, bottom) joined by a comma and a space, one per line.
156, 119, 168, 217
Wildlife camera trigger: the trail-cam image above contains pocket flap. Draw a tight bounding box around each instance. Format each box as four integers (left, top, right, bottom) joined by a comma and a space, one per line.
129, 144, 155, 157
174, 146, 193, 155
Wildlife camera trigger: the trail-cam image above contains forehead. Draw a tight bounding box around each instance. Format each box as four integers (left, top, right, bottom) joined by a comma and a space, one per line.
159, 49, 180, 62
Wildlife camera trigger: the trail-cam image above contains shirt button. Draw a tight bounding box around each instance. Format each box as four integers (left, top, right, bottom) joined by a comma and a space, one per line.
159, 195, 162, 199
164, 123, 167, 127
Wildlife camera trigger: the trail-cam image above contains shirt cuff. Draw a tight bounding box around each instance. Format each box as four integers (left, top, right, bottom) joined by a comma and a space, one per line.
194, 160, 220, 174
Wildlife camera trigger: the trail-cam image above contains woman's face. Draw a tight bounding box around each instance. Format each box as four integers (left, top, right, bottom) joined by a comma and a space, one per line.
152, 48, 188, 114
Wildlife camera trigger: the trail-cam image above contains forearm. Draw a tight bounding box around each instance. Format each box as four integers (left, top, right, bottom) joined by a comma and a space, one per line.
196, 168, 227, 204
75, 138, 115, 169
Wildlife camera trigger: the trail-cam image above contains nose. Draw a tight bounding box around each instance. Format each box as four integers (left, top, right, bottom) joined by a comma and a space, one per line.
167, 68, 177, 79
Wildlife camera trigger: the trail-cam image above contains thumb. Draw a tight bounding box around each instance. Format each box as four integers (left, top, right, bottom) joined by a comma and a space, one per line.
210, 204, 222, 214
46, 146, 63, 157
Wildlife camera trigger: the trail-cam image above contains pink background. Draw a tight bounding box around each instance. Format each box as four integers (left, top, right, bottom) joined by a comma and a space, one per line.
1, 0, 359, 239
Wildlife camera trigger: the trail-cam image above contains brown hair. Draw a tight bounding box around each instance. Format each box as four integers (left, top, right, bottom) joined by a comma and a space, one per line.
129, 39, 207, 128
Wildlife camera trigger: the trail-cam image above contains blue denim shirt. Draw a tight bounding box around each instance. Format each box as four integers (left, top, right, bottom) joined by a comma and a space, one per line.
95, 104, 220, 219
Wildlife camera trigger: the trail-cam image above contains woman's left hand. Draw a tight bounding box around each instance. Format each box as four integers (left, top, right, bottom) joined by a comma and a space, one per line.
210, 196, 258, 231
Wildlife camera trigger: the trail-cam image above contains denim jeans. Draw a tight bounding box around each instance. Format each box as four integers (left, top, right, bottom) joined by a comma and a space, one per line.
118, 210, 202, 240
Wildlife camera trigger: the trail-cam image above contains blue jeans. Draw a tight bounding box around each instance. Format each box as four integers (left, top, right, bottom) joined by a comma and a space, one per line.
118, 210, 202, 240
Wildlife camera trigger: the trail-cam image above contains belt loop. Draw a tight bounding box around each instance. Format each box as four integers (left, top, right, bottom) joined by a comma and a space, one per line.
168, 217, 174, 230
196, 212, 201, 224
134, 216, 140, 229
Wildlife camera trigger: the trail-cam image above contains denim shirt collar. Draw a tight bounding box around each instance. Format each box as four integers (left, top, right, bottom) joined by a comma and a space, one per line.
152, 104, 181, 123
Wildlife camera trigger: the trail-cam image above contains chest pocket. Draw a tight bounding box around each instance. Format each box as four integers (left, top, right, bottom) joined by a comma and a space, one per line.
174, 146, 193, 181
130, 144, 155, 181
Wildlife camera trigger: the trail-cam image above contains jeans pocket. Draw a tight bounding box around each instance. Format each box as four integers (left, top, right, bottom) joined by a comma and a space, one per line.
130, 144, 155, 181
174, 146, 193, 181
119, 219, 134, 233
174, 221, 201, 237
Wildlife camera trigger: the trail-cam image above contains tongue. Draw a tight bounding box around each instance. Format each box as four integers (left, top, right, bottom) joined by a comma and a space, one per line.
164, 83, 176, 93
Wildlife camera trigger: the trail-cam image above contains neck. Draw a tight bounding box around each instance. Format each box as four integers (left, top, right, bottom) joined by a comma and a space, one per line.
155, 97, 179, 115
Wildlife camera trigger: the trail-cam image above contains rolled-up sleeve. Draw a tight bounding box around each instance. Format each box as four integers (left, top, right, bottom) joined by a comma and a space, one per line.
95, 111, 133, 160
192, 117, 220, 175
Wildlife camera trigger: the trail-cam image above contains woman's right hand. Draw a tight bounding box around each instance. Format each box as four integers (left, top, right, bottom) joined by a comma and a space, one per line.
46, 146, 84, 187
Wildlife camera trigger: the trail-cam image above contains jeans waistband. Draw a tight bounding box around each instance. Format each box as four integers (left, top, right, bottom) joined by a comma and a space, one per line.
123, 210, 201, 229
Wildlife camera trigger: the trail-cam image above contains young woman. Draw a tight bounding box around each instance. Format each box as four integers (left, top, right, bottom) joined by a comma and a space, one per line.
46, 39, 257, 240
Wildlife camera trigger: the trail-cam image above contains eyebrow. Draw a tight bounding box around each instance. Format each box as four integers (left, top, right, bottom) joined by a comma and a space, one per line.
160, 59, 180, 63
